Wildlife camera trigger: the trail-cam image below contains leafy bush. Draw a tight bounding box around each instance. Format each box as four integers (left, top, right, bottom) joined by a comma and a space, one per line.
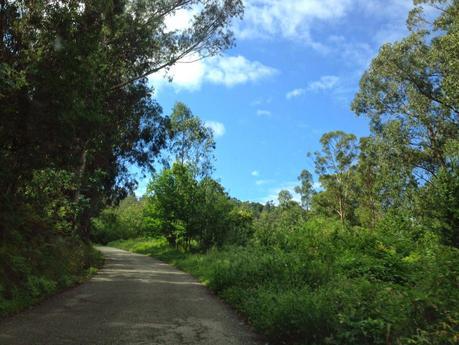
91, 196, 151, 244
0, 235, 103, 317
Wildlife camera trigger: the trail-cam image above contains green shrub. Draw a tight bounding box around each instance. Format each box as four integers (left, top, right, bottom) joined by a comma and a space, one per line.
112, 230, 459, 345
0, 235, 103, 318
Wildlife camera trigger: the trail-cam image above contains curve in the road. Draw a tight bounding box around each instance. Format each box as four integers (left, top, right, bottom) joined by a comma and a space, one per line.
0, 247, 263, 345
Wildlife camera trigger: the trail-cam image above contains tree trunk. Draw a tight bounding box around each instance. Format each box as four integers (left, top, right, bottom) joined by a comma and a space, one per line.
73, 148, 88, 236
74, 149, 88, 204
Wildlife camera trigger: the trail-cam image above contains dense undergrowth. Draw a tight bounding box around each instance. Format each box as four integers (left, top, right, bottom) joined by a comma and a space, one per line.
111, 222, 459, 345
0, 236, 103, 318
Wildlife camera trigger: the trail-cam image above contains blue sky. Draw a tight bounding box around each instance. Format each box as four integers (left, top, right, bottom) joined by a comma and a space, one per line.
135, 0, 414, 203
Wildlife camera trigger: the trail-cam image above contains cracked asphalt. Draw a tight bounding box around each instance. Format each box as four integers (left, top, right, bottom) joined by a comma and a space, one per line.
0, 247, 263, 345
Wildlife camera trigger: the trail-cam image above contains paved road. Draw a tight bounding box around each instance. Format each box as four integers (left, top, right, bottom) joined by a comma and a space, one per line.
0, 247, 262, 345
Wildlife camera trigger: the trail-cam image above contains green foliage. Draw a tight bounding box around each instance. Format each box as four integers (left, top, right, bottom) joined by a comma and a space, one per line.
416, 166, 459, 247
313, 131, 359, 225
253, 202, 307, 249
351, 0, 459, 243
113, 222, 459, 345
168, 102, 216, 177
90, 196, 151, 244
0, 237, 103, 317
145, 163, 252, 250
294, 169, 315, 211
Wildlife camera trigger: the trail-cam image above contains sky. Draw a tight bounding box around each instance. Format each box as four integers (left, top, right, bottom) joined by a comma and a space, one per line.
134, 0, 415, 203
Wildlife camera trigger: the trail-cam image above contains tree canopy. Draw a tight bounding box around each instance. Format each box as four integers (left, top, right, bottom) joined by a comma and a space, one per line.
0, 0, 243, 239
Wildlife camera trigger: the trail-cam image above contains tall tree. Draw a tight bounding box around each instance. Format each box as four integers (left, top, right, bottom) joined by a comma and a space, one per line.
351, 0, 459, 244
146, 163, 235, 250
352, 0, 458, 180
278, 190, 293, 208
168, 102, 216, 177
294, 169, 315, 211
313, 131, 359, 225
0, 0, 242, 239
354, 137, 382, 228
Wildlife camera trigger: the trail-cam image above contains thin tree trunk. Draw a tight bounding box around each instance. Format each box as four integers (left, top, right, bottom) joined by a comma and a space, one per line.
73, 148, 88, 235
74, 149, 88, 204
338, 197, 344, 225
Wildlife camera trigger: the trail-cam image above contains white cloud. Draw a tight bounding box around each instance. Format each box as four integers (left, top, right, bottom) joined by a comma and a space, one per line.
286, 75, 340, 101
250, 97, 272, 106
164, 8, 195, 32
307, 75, 340, 91
251, 170, 260, 176
237, 0, 353, 49
206, 55, 278, 87
356, 0, 413, 45
235, 0, 414, 57
205, 121, 226, 138
327, 36, 375, 71
150, 54, 277, 92
286, 88, 307, 99
149, 53, 205, 92
256, 109, 271, 117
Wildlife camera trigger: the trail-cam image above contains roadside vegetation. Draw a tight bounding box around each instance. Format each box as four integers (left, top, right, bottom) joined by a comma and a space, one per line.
1, 1, 458, 344
0, 241, 103, 317
0, 0, 242, 317
103, 2, 458, 344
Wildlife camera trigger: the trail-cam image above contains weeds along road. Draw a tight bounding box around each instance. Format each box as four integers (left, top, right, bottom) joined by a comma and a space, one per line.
0, 247, 262, 345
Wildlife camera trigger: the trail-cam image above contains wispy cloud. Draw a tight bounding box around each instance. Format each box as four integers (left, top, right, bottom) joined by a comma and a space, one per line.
251, 97, 272, 107
256, 109, 272, 117
206, 55, 278, 87
236, 0, 353, 50
205, 121, 225, 138
307, 75, 340, 91
286, 88, 307, 99
251, 170, 260, 177
286, 75, 340, 100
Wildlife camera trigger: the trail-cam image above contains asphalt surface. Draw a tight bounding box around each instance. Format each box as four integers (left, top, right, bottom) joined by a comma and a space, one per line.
0, 247, 263, 345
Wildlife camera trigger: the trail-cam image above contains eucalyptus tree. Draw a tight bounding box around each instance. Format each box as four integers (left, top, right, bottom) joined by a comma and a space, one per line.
313, 131, 359, 225
0, 0, 243, 238
351, 0, 458, 243
294, 169, 315, 211
352, 0, 458, 181
278, 190, 293, 208
168, 102, 216, 178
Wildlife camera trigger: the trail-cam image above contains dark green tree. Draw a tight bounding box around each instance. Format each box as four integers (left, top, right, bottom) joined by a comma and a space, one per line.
0, 0, 243, 239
